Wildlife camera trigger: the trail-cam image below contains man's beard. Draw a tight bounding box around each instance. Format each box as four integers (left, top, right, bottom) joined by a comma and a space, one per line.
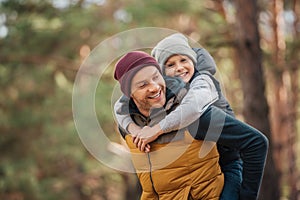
132, 95, 165, 116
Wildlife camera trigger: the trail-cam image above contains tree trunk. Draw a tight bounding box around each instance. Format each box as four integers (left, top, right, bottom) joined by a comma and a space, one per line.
267, 0, 300, 199
232, 0, 281, 199
289, 2, 300, 199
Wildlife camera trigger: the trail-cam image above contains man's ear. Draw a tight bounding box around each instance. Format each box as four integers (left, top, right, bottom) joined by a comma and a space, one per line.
130, 93, 134, 99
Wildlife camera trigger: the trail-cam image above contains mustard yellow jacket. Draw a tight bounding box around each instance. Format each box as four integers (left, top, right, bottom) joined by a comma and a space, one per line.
125, 131, 224, 200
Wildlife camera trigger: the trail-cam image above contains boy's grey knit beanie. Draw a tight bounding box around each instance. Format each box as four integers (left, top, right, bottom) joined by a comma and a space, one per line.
151, 33, 197, 69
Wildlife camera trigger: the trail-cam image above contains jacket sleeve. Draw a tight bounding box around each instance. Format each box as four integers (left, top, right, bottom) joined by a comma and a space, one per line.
114, 95, 133, 133
193, 47, 217, 75
158, 74, 219, 133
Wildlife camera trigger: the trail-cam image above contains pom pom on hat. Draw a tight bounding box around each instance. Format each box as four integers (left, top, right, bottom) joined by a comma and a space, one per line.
151, 33, 197, 70
114, 51, 161, 97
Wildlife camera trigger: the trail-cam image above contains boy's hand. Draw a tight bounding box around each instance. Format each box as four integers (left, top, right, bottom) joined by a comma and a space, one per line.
134, 124, 163, 152
128, 123, 151, 153
132, 136, 151, 153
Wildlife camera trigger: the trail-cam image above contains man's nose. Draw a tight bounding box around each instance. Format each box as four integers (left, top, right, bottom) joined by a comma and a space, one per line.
148, 82, 160, 92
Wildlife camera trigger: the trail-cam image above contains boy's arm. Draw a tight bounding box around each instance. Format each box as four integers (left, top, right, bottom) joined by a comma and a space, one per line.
158, 74, 218, 133
114, 96, 141, 136
136, 74, 219, 145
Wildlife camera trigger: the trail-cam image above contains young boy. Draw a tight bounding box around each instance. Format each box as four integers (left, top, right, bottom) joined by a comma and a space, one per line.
151, 33, 240, 200
114, 34, 268, 200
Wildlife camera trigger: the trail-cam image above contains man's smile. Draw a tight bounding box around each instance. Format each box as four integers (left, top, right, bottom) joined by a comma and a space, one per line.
148, 90, 162, 99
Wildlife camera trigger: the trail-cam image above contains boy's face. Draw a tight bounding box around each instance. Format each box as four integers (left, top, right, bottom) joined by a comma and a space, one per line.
164, 54, 195, 83
130, 66, 166, 116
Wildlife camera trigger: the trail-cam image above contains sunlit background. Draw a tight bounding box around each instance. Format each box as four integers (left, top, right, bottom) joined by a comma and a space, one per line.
0, 0, 299, 200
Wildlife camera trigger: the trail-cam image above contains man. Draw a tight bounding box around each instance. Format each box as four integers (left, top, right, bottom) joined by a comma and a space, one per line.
114, 51, 224, 200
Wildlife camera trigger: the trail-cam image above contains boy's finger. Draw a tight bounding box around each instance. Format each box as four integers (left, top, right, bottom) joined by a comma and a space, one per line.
132, 136, 136, 143
137, 139, 142, 150
144, 146, 150, 153
133, 137, 139, 145
140, 142, 146, 152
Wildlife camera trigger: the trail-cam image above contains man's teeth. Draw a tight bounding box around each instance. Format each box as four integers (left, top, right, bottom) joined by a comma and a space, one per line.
149, 92, 160, 98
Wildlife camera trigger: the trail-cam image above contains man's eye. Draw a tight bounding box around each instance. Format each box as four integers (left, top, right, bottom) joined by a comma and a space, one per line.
153, 75, 159, 80
138, 83, 147, 88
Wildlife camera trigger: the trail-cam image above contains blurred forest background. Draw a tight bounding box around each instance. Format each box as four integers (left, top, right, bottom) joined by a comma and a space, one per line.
0, 0, 299, 200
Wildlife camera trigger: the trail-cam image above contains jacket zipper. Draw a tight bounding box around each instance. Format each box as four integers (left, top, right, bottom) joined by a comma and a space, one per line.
147, 153, 160, 199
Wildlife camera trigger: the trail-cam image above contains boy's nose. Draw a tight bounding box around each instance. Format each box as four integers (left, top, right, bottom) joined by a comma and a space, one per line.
176, 64, 184, 71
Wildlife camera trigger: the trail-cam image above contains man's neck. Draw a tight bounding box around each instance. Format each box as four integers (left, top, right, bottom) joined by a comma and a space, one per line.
137, 107, 150, 117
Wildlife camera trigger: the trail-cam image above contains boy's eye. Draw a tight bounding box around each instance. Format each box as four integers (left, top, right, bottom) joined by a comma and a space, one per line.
181, 58, 187, 62
166, 63, 174, 68
153, 75, 159, 80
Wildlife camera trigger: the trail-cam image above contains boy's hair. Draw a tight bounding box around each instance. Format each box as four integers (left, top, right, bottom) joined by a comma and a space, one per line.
151, 33, 197, 70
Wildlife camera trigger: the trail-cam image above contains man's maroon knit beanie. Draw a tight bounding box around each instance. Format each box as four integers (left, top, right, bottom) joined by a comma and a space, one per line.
114, 51, 161, 97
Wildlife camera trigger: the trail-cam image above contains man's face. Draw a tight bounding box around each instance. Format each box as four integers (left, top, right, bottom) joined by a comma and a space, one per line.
164, 54, 195, 83
130, 66, 166, 116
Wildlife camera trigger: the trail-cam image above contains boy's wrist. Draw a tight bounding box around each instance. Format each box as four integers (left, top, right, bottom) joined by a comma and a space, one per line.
153, 124, 164, 137
127, 123, 141, 136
